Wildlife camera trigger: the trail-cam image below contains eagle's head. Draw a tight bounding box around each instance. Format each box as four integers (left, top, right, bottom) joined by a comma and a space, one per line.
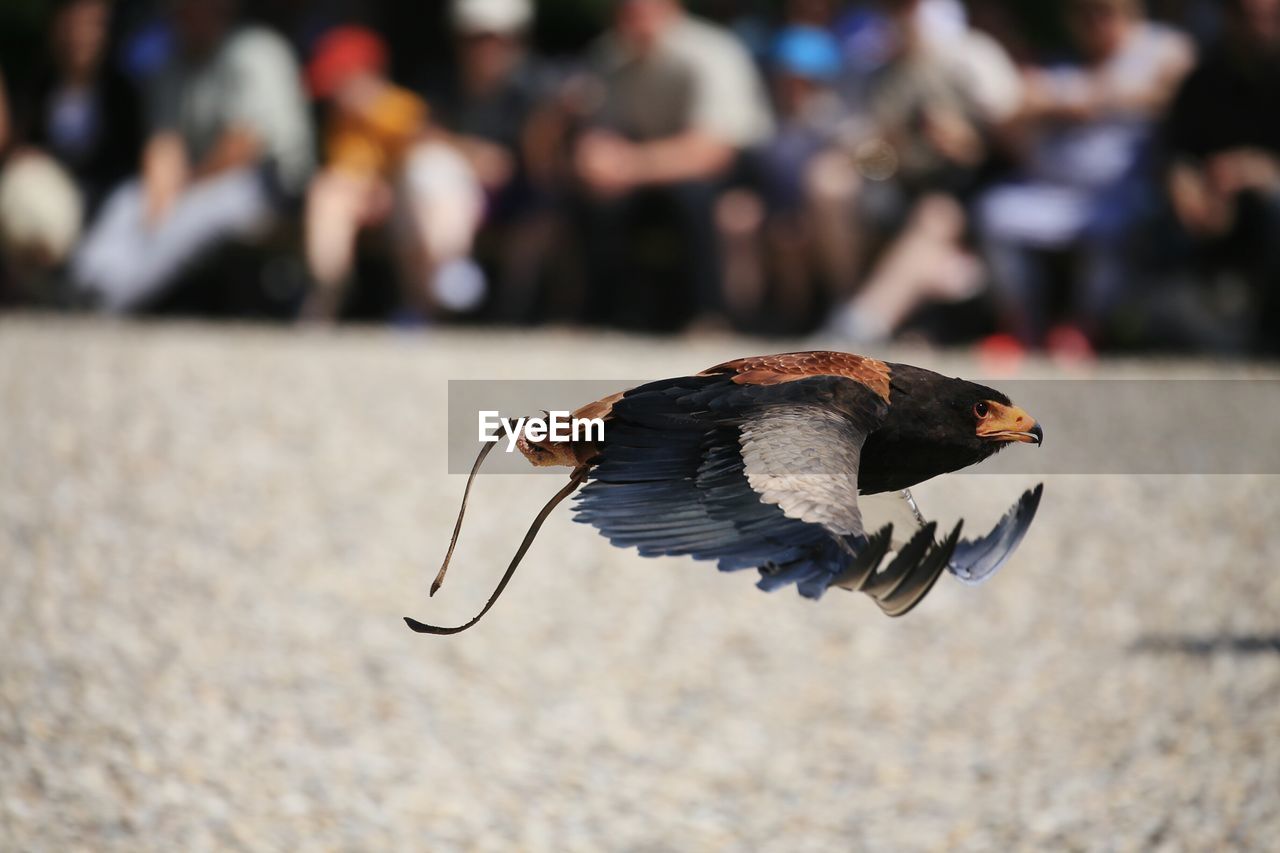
858, 364, 1042, 494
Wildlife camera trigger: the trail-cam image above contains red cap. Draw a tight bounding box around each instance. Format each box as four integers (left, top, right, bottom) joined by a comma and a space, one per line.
307, 26, 388, 99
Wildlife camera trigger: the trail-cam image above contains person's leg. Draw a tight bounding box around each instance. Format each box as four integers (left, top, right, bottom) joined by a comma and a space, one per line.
803, 149, 864, 301
1075, 176, 1150, 345
490, 209, 560, 323
1246, 189, 1280, 354
665, 180, 724, 323
715, 187, 767, 321
571, 190, 629, 325
1076, 235, 1132, 343
395, 141, 487, 317
301, 169, 384, 322
71, 179, 147, 308
976, 193, 1053, 347
829, 194, 981, 342
983, 237, 1049, 347
73, 169, 275, 312
766, 213, 818, 330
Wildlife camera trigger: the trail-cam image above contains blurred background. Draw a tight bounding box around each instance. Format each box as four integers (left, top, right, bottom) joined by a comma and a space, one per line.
0, 0, 1277, 355
2, 1, 1279, 850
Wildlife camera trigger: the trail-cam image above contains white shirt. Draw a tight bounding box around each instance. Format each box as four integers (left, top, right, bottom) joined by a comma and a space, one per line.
593, 14, 774, 149
150, 27, 314, 194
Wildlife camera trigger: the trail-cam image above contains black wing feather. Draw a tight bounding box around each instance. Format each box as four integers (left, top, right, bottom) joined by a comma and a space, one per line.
947, 484, 1044, 585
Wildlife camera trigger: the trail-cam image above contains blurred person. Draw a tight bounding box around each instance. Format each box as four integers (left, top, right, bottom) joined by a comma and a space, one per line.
0, 147, 84, 294
716, 24, 846, 329
0, 0, 142, 297
823, 0, 1024, 344
298, 26, 437, 322
572, 0, 774, 329
71, 0, 313, 312
305, 0, 543, 323
428, 0, 559, 322
1166, 0, 1280, 354
978, 0, 1194, 350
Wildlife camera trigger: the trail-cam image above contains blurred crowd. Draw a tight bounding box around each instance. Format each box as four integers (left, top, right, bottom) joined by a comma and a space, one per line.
0, 0, 1278, 356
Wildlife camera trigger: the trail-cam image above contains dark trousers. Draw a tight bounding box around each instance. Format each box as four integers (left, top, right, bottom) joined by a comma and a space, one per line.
574, 181, 723, 330
1200, 189, 1280, 354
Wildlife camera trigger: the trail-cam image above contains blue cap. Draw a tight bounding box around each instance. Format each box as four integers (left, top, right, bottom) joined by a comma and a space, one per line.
772, 25, 842, 81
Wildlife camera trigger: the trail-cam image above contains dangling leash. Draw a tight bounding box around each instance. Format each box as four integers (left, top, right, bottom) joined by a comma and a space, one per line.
427, 440, 497, 597
405, 435, 589, 635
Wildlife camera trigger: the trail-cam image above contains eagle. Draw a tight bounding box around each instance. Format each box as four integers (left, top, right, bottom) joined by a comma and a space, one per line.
407, 351, 1043, 634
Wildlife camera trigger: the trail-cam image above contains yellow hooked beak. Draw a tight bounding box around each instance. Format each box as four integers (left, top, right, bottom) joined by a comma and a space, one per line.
976, 402, 1043, 445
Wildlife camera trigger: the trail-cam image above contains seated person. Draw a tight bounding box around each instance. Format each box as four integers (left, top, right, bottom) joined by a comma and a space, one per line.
572, 0, 774, 329
978, 0, 1194, 349
0, 0, 142, 296
715, 24, 847, 330
825, 0, 1024, 344
426, 0, 558, 322
300, 26, 437, 322
9, 0, 141, 216
1165, 0, 1280, 355
72, 0, 314, 312
305, 1, 546, 324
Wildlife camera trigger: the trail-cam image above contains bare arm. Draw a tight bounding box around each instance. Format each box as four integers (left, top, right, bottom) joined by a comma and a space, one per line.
1168, 160, 1233, 237
142, 131, 190, 226
521, 99, 572, 191
627, 129, 732, 184
1021, 35, 1194, 124
444, 132, 514, 191
631, 130, 735, 185
191, 125, 263, 181
1101, 46, 1195, 116
576, 129, 735, 196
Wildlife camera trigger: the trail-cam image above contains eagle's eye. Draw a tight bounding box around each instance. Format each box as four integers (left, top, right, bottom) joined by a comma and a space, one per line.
973, 401, 990, 418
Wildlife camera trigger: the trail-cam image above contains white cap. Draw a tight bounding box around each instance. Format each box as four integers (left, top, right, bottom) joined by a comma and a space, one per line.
452, 0, 533, 34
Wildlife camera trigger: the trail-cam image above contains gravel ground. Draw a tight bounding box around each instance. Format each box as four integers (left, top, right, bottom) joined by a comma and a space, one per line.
2, 318, 1278, 852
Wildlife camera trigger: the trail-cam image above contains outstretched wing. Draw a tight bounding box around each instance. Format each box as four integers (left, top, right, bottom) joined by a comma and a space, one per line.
861, 486, 1045, 585
574, 369, 964, 614
947, 485, 1043, 584
574, 372, 885, 598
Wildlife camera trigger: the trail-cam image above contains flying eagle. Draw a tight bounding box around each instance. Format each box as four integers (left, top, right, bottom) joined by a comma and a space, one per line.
407, 352, 1043, 634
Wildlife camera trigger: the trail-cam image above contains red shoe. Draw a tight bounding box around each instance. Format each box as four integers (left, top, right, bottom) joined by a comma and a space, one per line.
978, 333, 1026, 375
1046, 324, 1096, 365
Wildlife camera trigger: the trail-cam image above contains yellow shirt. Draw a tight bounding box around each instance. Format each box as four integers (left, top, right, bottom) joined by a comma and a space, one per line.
324, 84, 426, 177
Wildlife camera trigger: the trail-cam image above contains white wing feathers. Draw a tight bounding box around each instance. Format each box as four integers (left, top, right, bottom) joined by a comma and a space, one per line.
738, 406, 868, 537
